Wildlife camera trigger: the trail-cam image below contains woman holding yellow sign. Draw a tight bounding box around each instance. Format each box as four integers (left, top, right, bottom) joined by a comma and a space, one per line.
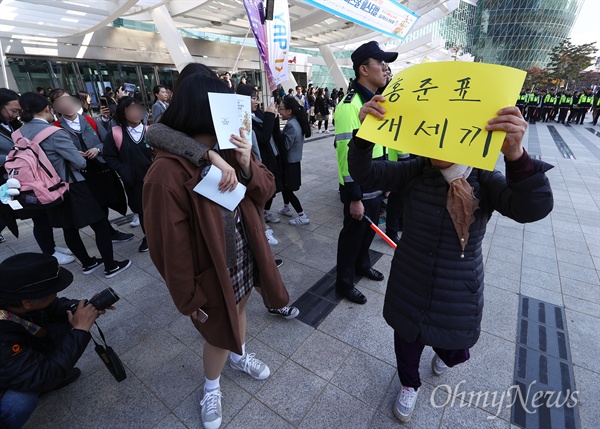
349, 98, 554, 423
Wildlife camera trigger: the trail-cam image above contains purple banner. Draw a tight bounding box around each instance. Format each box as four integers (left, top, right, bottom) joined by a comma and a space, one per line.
243, 0, 277, 91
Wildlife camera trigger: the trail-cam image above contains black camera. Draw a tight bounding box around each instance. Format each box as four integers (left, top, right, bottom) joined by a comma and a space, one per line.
70, 287, 120, 313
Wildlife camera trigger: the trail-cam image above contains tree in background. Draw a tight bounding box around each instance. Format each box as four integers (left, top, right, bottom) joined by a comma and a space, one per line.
524, 66, 555, 89
547, 38, 597, 89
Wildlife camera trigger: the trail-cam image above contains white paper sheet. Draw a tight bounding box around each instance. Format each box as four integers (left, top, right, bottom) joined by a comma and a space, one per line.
192, 165, 246, 212
208, 93, 252, 150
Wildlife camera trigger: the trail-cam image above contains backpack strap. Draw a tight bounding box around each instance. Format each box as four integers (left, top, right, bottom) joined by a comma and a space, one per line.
10, 126, 61, 146
84, 116, 99, 134
111, 126, 123, 151
31, 127, 62, 146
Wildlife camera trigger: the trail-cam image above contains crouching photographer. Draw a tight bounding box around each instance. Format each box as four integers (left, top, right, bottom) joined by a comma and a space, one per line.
0, 253, 116, 429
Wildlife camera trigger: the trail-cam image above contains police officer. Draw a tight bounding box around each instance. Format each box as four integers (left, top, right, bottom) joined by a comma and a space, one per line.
334, 41, 398, 304
576, 88, 594, 124
526, 89, 540, 124
592, 90, 600, 126
557, 90, 573, 124
542, 89, 557, 122
516, 89, 527, 116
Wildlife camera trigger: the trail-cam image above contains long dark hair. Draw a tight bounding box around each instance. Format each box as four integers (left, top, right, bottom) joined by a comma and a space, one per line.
282, 96, 311, 138
0, 88, 19, 124
114, 96, 143, 126
78, 90, 91, 114
19, 92, 51, 123
160, 74, 231, 137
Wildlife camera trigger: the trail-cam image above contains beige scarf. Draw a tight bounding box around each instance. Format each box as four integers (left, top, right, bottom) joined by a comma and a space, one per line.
439, 164, 479, 259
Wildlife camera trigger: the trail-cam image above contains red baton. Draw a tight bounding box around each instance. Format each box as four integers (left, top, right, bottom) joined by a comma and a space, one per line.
363, 215, 397, 249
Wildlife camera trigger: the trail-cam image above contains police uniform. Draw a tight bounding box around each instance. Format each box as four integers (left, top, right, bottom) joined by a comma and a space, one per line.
335, 81, 386, 296
557, 92, 573, 124
334, 41, 398, 304
575, 91, 594, 124
592, 92, 600, 126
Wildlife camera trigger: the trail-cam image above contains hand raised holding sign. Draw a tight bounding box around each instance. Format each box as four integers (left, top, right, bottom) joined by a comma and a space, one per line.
359, 95, 386, 124
486, 106, 527, 162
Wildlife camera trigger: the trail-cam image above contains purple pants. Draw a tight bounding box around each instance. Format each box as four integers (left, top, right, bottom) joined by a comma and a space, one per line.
394, 332, 470, 389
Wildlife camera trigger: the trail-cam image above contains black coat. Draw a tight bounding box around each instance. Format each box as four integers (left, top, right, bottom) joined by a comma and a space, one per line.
255, 111, 283, 193
314, 96, 329, 116
349, 141, 554, 349
0, 298, 90, 394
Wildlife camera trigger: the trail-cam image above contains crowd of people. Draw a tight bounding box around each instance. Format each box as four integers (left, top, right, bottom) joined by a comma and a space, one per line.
0, 39, 569, 429
516, 87, 600, 125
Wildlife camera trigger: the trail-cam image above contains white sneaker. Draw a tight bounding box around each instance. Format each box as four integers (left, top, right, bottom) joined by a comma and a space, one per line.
52, 252, 75, 265
289, 214, 310, 225
277, 206, 293, 217
394, 386, 418, 423
54, 247, 73, 256
431, 354, 448, 376
229, 353, 270, 380
130, 213, 140, 228
200, 387, 222, 429
264, 212, 280, 223
265, 229, 279, 246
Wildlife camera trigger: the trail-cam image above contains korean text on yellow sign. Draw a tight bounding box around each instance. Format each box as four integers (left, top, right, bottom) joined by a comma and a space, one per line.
356, 62, 526, 171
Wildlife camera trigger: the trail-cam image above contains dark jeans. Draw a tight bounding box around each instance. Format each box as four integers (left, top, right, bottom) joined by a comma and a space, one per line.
336, 186, 384, 291
0, 390, 39, 429
394, 332, 470, 389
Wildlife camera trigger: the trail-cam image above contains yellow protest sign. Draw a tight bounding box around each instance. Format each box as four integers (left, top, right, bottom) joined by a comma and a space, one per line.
356, 62, 526, 171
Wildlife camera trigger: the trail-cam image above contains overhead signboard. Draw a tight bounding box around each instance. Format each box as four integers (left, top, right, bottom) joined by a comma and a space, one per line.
303, 0, 419, 40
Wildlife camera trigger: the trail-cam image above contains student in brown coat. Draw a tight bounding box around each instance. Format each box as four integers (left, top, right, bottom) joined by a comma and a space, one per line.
143, 74, 289, 429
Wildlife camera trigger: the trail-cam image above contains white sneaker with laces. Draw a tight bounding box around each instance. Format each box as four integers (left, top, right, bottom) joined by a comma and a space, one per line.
130, 213, 140, 227
229, 353, 270, 380
54, 247, 73, 256
264, 212, 280, 223
52, 252, 76, 265
431, 354, 448, 376
394, 386, 418, 422
277, 206, 293, 217
289, 215, 310, 225
200, 387, 222, 429
265, 229, 279, 246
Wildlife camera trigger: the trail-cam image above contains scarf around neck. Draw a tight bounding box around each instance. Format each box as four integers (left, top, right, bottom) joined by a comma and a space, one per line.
439, 164, 479, 258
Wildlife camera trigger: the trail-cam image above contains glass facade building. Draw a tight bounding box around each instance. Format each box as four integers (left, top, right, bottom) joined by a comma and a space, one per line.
472, 0, 584, 70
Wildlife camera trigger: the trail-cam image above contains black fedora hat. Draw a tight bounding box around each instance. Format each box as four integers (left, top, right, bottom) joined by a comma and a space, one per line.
351, 41, 399, 68
0, 253, 73, 301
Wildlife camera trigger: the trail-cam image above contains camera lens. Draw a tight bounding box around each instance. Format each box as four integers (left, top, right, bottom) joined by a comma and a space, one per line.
89, 288, 120, 311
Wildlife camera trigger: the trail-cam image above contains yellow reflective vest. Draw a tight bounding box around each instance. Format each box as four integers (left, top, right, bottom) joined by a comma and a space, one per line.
334, 89, 385, 191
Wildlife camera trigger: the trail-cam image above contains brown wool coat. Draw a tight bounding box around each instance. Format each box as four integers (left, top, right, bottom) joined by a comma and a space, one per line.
143, 149, 289, 354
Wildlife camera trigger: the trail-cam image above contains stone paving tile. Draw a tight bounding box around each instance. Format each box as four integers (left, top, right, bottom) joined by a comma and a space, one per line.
572, 365, 600, 429
290, 331, 352, 381
330, 349, 396, 408
299, 384, 376, 429
255, 360, 327, 425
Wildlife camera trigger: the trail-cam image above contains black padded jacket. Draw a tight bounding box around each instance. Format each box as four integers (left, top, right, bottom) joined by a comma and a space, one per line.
348, 139, 554, 349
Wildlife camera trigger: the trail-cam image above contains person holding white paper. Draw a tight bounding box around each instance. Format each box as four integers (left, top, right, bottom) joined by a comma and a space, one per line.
143, 73, 291, 429
273, 96, 312, 225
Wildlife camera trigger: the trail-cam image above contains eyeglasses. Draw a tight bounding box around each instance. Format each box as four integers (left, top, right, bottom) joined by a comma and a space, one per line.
3, 106, 21, 117
362, 59, 388, 69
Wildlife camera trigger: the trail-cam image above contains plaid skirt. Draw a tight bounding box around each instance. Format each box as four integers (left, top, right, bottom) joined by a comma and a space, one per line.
228, 222, 257, 304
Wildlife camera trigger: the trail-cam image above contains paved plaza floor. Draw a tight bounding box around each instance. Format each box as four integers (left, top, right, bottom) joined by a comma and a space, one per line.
2, 118, 599, 429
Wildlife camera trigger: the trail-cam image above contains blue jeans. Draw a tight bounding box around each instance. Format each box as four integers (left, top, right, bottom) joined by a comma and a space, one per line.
0, 390, 39, 429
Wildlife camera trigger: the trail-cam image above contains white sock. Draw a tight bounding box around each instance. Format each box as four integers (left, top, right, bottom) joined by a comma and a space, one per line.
283, 204, 290, 210
298, 212, 305, 217
204, 376, 220, 392
230, 343, 246, 363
